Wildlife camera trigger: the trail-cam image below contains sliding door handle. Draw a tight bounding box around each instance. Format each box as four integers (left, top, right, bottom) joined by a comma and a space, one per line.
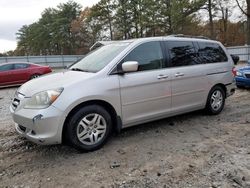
175, 72, 184, 77
157, 74, 168, 79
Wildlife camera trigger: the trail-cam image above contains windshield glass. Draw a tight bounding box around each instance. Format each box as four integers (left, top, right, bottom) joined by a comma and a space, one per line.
70, 42, 130, 73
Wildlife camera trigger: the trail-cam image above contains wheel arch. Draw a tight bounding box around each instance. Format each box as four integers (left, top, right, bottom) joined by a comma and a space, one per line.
205, 83, 227, 115
30, 73, 41, 80
62, 99, 121, 144
209, 83, 227, 97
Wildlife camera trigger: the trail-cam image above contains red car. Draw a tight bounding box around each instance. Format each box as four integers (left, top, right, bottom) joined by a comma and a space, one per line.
0, 62, 52, 88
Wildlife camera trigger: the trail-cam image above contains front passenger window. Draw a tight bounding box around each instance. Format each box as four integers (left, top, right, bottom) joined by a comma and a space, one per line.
123, 41, 164, 71
0, 64, 14, 72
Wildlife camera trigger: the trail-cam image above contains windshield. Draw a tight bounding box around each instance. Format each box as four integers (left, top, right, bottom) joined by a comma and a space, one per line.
70, 42, 130, 73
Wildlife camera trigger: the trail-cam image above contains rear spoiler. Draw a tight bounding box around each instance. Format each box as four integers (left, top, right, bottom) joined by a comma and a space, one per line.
230, 54, 239, 65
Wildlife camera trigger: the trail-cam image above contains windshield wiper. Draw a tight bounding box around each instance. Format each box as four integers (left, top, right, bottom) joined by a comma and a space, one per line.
70, 68, 90, 72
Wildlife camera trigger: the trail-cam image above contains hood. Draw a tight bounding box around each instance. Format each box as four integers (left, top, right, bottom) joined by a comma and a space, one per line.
238, 65, 250, 72
18, 70, 94, 97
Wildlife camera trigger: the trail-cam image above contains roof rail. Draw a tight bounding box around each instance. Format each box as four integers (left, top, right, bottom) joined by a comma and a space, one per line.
168, 34, 210, 40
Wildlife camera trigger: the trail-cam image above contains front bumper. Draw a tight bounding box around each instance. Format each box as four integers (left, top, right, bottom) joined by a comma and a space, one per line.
235, 76, 250, 87
10, 104, 65, 145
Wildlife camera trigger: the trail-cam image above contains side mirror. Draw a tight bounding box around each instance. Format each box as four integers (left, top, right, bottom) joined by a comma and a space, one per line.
230, 54, 239, 65
121, 61, 139, 73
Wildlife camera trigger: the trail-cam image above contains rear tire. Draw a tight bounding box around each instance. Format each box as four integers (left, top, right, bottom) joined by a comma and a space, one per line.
205, 86, 225, 115
30, 74, 40, 79
236, 85, 245, 89
66, 105, 112, 152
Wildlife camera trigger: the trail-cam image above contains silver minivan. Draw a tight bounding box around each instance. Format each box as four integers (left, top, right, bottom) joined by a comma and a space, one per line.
10, 36, 236, 151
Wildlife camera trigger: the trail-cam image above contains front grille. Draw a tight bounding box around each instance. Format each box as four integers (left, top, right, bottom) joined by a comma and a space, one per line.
245, 73, 250, 78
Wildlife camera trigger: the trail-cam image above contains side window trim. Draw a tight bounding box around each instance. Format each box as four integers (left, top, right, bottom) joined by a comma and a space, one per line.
160, 41, 170, 68
193, 42, 200, 53
163, 40, 172, 68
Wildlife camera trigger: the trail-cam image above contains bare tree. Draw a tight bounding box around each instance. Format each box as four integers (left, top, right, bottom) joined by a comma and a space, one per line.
236, 0, 250, 44
216, 0, 235, 45
201, 0, 216, 39
208, 0, 215, 39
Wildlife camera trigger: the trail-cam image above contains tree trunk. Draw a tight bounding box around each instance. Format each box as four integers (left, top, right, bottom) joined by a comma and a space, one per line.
236, 0, 250, 44
220, 2, 228, 45
247, 0, 250, 44
166, 0, 173, 34
140, 23, 143, 37
223, 8, 228, 45
106, 4, 113, 40
134, 13, 139, 38
208, 0, 215, 39
107, 16, 113, 40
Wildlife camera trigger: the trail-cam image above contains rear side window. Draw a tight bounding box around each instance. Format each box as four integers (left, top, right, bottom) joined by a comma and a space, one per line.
197, 42, 228, 63
166, 41, 199, 67
14, 64, 29, 69
123, 41, 164, 71
0, 64, 14, 72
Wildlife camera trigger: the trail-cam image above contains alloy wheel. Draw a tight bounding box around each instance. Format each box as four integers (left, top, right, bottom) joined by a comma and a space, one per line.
210, 90, 223, 111
76, 113, 107, 145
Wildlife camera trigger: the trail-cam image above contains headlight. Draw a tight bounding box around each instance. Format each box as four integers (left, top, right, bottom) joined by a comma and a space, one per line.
236, 71, 243, 77
24, 88, 63, 109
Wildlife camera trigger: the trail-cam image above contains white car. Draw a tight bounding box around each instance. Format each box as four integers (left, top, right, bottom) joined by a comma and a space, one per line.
10, 36, 236, 151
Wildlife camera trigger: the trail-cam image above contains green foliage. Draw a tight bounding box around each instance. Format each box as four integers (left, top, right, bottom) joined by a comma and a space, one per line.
83, 0, 207, 40
16, 0, 207, 55
16, 1, 81, 55
18, 0, 246, 55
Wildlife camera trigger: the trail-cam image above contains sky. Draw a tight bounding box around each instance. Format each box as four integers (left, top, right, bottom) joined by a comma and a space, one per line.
0, 0, 100, 53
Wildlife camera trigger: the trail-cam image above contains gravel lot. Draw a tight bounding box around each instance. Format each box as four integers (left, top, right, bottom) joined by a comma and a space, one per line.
0, 86, 250, 188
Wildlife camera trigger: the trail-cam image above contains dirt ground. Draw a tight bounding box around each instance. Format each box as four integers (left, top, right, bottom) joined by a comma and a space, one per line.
0, 86, 250, 188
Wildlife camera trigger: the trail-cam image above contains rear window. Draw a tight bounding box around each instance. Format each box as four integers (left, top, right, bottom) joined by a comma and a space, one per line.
197, 42, 228, 63
14, 64, 29, 69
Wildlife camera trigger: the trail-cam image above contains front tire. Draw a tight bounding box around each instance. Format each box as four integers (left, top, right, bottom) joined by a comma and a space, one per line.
66, 105, 112, 151
205, 86, 225, 115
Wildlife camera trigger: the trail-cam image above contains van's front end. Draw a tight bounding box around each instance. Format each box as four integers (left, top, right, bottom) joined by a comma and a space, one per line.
10, 42, 130, 146
10, 71, 95, 145
10, 88, 64, 144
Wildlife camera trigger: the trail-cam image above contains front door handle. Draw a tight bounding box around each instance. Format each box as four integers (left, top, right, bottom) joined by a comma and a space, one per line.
175, 72, 184, 77
157, 74, 168, 79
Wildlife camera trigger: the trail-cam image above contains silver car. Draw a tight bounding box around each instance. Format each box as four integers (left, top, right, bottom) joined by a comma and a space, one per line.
10, 36, 236, 151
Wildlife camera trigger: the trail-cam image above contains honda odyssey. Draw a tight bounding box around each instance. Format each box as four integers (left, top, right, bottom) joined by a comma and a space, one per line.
10, 36, 236, 151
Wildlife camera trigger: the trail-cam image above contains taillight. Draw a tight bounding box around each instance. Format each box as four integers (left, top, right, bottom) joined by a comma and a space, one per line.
232, 67, 236, 77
